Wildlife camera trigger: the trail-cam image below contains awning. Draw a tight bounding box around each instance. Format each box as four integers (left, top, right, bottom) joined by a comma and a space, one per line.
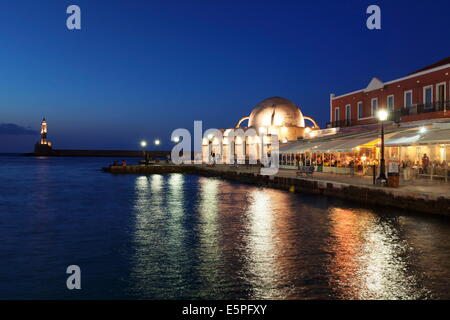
313, 140, 349, 153
384, 130, 423, 146
331, 136, 379, 152
277, 143, 294, 151
417, 129, 450, 145
280, 135, 379, 154
278, 142, 302, 153
278, 140, 323, 154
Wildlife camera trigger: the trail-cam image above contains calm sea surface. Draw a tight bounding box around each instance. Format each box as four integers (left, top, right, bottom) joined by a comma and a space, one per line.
1, 155, 450, 299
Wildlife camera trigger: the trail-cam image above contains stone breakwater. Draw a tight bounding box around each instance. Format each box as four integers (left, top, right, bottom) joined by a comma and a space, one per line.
103, 165, 450, 216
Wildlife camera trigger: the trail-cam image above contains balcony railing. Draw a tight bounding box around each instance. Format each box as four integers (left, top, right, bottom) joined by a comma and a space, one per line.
326, 119, 353, 128
328, 100, 450, 128
397, 100, 450, 117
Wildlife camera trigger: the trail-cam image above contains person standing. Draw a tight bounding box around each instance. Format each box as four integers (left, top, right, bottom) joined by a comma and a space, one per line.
422, 153, 430, 174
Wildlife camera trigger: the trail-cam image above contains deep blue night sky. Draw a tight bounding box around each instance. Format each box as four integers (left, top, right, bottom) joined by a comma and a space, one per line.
1, 0, 449, 152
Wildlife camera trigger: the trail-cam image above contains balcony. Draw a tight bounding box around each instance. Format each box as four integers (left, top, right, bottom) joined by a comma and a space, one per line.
396, 100, 450, 117
326, 119, 354, 128
328, 101, 450, 128
326, 113, 397, 128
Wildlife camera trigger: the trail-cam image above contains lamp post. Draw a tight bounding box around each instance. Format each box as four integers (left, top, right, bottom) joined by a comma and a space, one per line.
152, 139, 161, 162
376, 109, 388, 184
154, 139, 160, 153
140, 140, 147, 165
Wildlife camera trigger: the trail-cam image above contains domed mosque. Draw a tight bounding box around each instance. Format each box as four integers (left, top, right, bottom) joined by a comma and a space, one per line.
203, 97, 319, 163
236, 97, 319, 142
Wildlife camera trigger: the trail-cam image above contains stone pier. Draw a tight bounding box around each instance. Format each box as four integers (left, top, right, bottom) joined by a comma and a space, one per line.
103, 164, 450, 216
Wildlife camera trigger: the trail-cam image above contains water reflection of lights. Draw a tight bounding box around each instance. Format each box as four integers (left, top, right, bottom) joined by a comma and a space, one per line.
134, 175, 164, 225
167, 174, 184, 227
130, 175, 171, 297
358, 219, 425, 299
245, 189, 279, 299
328, 207, 431, 299
127, 176, 436, 299
197, 178, 222, 297
199, 178, 220, 236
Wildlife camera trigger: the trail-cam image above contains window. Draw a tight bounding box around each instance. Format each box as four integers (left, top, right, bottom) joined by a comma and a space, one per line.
404, 90, 413, 108
371, 98, 378, 116
387, 95, 394, 112
357, 101, 363, 119
437, 82, 446, 102
335, 107, 339, 122
345, 104, 351, 120
423, 86, 433, 107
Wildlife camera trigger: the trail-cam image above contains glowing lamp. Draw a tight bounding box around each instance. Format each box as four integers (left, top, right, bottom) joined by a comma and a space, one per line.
377, 109, 388, 121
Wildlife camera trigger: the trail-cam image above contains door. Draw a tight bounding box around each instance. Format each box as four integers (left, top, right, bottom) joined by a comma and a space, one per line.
437, 83, 446, 109
346, 105, 351, 126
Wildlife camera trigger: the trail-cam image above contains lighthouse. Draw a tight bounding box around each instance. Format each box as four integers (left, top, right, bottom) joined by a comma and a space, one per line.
40, 118, 48, 145
34, 118, 53, 155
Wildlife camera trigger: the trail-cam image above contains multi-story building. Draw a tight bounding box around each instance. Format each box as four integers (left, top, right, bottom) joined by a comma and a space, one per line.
329, 56, 450, 128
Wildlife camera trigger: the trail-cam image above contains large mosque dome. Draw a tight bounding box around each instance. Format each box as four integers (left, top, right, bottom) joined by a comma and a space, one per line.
248, 97, 305, 131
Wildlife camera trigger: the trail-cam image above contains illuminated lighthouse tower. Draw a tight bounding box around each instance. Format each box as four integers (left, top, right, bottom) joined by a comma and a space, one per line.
34, 118, 53, 155
40, 118, 48, 145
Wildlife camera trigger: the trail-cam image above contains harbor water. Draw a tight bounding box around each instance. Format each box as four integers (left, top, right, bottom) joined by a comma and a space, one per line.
1, 155, 450, 299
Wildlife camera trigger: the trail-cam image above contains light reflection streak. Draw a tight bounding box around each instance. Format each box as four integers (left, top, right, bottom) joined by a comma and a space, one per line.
328, 208, 431, 299
358, 218, 426, 299
130, 174, 194, 298
128, 175, 436, 299
129, 175, 168, 297
167, 174, 185, 239
197, 177, 222, 297
244, 189, 284, 299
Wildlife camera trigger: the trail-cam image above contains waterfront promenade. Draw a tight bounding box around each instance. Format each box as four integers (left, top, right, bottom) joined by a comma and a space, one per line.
280, 169, 450, 199
104, 163, 450, 216
187, 165, 449, 198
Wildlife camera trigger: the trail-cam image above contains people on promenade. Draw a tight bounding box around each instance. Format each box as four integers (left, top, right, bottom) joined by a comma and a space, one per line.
422, 153, 430, 174
121, 160, 127, 166
305, 156, 311, 167
401, 160, 412, 181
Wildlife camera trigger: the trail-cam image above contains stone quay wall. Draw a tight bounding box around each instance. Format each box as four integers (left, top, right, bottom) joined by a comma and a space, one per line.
104, 165, 450, 216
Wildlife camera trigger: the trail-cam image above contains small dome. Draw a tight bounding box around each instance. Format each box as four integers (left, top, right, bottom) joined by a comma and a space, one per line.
248, 97, 305, 130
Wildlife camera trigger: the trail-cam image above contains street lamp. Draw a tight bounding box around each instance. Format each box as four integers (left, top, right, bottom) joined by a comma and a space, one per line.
377, 109, 388, 184
154, 139, 160, 146
140, 140, 147, 165
173, 136, 180, 143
